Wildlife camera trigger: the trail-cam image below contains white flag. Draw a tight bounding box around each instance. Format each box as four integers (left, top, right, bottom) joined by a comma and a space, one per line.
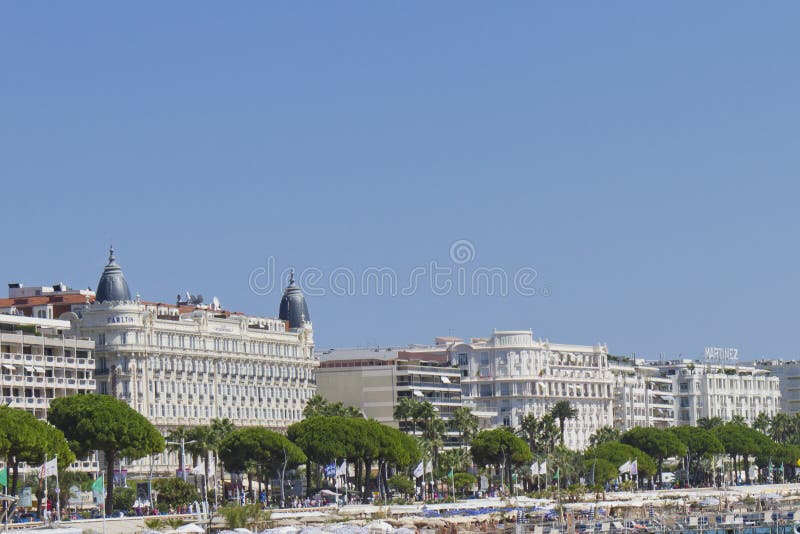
630, 459, 638, 476
531, 462, 539, 475
191, 462, 205, 475
413, 461, 424, 478
39, 457, 57, 478
336, 460, 347, 477
425, 460, 433, 474
208, 455, 216, 477
539, 461, 547, 475
618, 460, 631, 475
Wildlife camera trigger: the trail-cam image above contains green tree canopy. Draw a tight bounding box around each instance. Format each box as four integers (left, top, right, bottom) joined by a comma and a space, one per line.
585, 441, 656, 479
582, 457, 618, 485
219, 426, 306, 506
713, 422, 772, 484
471, 428, 532, 486
588, 426, 621, 448
667, 425, 723, 485
47, 394, 164, 514
622, 427, 686, 483
0, 406, 75, 498
153, 478, 200, 510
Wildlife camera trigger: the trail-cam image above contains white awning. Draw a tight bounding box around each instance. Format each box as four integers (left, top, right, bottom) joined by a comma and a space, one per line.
2, 364, 15, 371
24, 366, 35, 373
440, 376, 451, 384
34, 367, 45, 374
413, 390, 424, 397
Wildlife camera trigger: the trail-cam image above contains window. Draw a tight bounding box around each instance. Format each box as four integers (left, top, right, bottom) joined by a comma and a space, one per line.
500, 383, 511, 396
679, 382, 688, 392
480, 352, 490, 367
680, 397, 690, 408
479, 384, 493, 397
458, 353, 468, 366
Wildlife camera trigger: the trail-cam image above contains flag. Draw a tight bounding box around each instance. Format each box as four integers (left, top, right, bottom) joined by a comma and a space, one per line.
630, 459, 638, 477
337, 460, 347, 477
91, 475, 104, 493
191, 462, 205, 475
539, 461, 547, 475
413, 461, 424, 478
324, 463, 337, 477
425, 461, 433, 474
618, 460, 631, 474
554, 468, 559, 480
39, 457, 57, 478
448, 467, 454, 478
531, 462, 539, 475
0, 467, 7, 488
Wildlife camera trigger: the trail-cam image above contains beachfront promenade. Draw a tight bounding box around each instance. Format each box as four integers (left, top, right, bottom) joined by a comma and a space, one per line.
10, 483, 800, 534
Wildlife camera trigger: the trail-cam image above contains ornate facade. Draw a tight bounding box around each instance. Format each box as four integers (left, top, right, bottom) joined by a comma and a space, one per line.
451, 330, 614, 450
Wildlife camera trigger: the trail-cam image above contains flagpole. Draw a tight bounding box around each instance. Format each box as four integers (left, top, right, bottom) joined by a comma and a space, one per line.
102, 475, 107, 534
44, 454, 48, 524
334, 458, 340, 509
54, 455, 60, 523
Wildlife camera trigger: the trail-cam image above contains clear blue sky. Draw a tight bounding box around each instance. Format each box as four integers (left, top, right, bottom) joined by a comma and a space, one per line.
2, 2, 799, 360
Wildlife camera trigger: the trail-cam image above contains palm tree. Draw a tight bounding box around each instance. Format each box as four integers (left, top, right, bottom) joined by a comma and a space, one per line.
518, 413, 540, 453
752, 412, 771, 435
393, 396, 420, 434
303, 394, 330, 418
450, 406, 478, 446
185, 425, 215, 496
588, 426, 621, 447
550, 401, 578, 446
209, 418, 235, 487
730, 414, 747, 426
697, 416, 724, 430
770, 413, 791, 443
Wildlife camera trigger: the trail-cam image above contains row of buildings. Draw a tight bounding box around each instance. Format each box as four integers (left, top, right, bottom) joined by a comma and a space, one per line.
0, 247, 797, 473
315, 333, 783, 450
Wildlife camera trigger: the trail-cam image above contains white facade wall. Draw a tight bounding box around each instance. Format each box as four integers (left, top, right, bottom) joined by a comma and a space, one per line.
659, 361, 780, 426
453, 330, 613, 451
609, 358, 674, 431
0, 314, 99, 472
67, 300, 317, 474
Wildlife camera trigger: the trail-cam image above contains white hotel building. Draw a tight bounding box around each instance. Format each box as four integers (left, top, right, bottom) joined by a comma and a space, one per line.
658, 359, 780, 426
451, 330, 614, 450
0, 313, 99, 472
2, 249, 317, 475
63, 249, 317, 433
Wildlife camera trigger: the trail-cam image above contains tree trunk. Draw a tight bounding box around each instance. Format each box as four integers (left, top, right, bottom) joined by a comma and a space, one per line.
106, 451, 116, 515
204, 449, 211, 503
744, 456, 751, 484
363, 459, 372, 499
247, 471, 254, 503
305, 461, 312, 496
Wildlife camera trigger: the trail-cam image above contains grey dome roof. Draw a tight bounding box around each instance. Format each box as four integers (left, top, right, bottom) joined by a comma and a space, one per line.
95, 247, 131, 303
279, 271, 310, 329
